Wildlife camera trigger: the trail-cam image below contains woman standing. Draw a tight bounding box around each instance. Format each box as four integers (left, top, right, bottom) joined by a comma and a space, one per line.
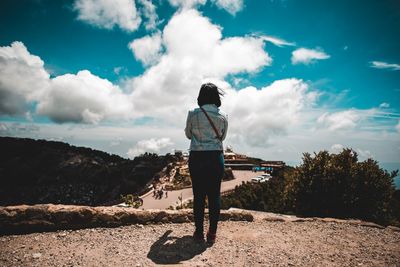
185, 83, 228, 245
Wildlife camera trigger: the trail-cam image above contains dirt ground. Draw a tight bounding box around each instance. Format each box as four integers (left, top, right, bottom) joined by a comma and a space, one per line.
1, 218, 399, 266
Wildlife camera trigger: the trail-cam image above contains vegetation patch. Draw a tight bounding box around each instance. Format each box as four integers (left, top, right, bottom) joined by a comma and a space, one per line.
222, 149, 399, 226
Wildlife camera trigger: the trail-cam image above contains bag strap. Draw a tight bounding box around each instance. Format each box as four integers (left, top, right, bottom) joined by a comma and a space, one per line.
200, 107, 222, 141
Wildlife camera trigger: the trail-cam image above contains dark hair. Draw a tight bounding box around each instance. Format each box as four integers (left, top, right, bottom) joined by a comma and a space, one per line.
197, 83, 224, 107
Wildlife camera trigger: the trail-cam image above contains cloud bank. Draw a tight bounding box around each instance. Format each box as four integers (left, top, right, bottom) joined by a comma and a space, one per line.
37, 70, 134, 124
0, 42, 133, 124
0, 10, 270, 124
223, 79, 316, 146
127, 9, 271, 123
1, 9, 316, 149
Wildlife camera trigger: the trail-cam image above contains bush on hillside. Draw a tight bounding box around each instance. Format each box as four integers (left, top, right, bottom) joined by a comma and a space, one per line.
291, 149, 397, 224
222, 149, 398, 225
221, 166, 294, 214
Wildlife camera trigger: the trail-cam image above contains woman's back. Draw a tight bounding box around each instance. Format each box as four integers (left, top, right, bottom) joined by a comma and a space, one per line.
185, 104, 228, 151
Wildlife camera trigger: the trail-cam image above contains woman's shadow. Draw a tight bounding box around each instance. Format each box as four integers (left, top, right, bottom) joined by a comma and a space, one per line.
147, 230, 208, 264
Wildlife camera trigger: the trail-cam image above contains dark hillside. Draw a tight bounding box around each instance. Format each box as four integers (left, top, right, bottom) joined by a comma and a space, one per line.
0, 137, 177, 206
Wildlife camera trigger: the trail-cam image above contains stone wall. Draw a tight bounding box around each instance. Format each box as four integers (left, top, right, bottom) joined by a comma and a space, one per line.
0, 204, 253, 235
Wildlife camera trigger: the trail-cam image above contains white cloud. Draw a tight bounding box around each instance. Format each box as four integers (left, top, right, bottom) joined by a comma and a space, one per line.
2, 119, 400, 166
213, 37, 271, 74
1, 7, 273, 126
0, 41, 135, 124
113, 66, 123, 75
110, 137, 122, 147
356, 148, 373, 160
330, 143, 344, 153
317, 110, 361, 131
138, 0, 159, 31
0, 123, 7, 132
168, 0, 206, 9
1, 8, 399, 166
127, 137, 174, 157
168, 0, 243, 15
212, 0, 243, 15
127, 9, 271, 123
223, 78, 317, 146
379, 102, 390, 109
319, 108, 400, 134
0, 122, 40, 136
291, 47, 330, 65
370, 61, 400, 71
232, 77, 245, 86
128, 33, 163, 66
37, 70, 134, 124
25, 111, 33, 122
0, 41, 49, 115
260, 35, 295, 47
73, 0, 141, 32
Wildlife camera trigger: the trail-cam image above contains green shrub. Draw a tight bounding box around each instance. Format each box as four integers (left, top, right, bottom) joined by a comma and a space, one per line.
292, 149, 397, 224
222, 149, 398, 225
120, 194, 143, 208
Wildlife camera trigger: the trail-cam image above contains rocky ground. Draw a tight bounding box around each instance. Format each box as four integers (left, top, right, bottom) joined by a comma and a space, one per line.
1, 215, 399, 266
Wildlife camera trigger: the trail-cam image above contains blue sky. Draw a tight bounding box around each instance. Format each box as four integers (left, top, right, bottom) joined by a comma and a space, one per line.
0, 0, 399, 178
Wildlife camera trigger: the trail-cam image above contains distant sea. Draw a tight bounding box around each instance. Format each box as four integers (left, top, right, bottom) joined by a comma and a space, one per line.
286, 161, 400, 189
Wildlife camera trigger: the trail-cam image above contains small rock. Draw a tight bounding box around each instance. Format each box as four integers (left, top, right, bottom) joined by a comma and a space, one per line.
32, 253, 42, 259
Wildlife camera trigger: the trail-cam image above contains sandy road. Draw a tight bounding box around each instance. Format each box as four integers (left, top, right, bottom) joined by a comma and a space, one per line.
140, 170, 257, 209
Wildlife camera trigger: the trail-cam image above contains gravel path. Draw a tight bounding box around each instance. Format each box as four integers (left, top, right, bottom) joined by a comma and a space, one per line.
1, 219, 399, 266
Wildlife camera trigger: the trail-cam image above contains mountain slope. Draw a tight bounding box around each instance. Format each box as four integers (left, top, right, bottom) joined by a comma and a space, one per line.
0, 137, 177, 206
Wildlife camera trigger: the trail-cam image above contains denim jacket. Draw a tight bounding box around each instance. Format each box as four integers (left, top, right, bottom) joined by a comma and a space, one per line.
185, 104, 228, 151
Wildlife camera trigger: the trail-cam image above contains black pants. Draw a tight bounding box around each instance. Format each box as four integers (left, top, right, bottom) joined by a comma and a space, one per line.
189, 150, 224, 234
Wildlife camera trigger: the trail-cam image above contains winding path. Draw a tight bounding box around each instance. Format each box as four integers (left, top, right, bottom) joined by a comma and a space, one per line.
140, 170, 256, 209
